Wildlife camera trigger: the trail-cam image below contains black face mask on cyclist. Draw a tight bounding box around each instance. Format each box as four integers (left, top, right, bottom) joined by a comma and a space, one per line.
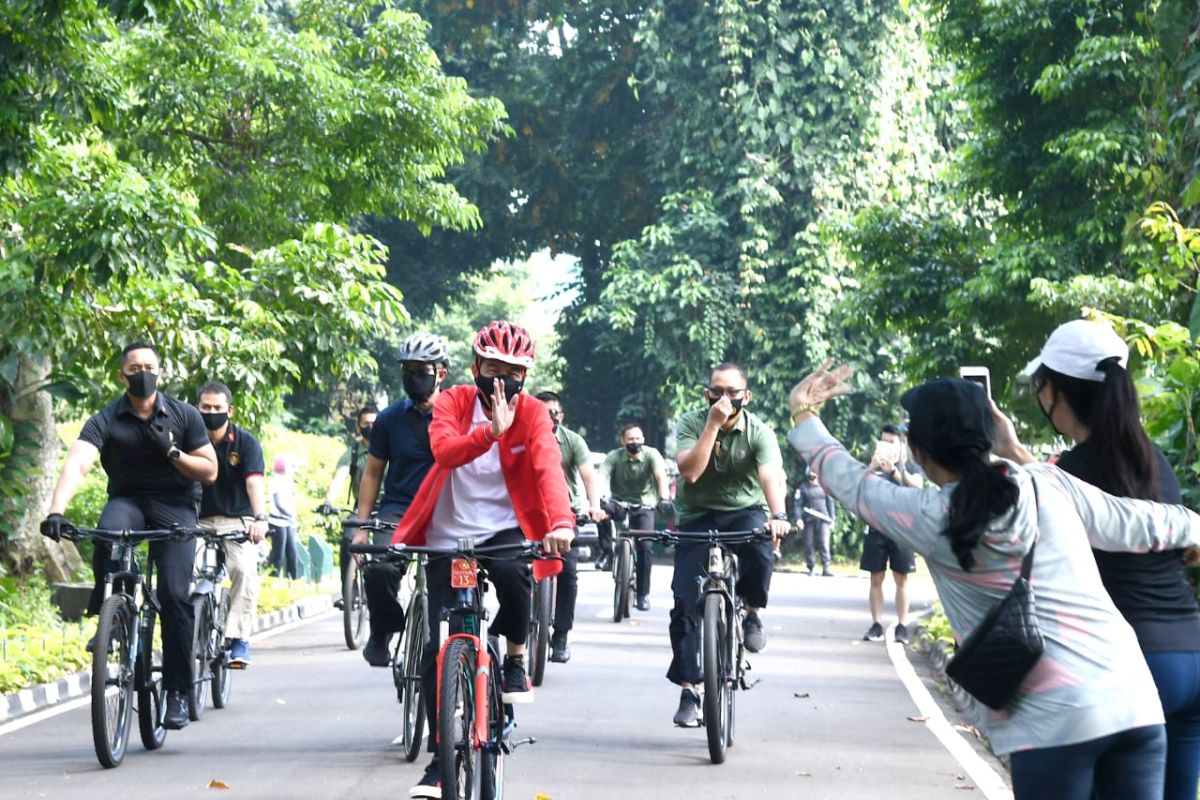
200, 411, 229, 431
403, 370, 437, 403
474, 373, 524, 406
125, 370, 158, 399
625, 442, 643, 455
359, 424, 373, 440
707, 395, 744, 414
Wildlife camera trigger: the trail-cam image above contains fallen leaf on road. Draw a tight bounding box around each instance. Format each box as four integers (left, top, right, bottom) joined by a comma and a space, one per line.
907, 715, 929, 722
954, 784, 975, 790
208, 780, 230, 790
795, 771, 811, 777
793, 692, 810, 699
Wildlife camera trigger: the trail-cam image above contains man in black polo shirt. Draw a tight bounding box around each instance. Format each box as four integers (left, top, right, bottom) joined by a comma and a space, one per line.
196, 381, 268, 668
42, 342, 217, 729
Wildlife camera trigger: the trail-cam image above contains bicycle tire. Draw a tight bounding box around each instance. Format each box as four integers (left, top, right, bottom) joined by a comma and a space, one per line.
703, 592, 729, 764
211, 591, 232, 709
136, 607, 166, 751
529, 577, 552, 686
478, 639, 506, 800
400, 592, 428, 763
188, 596, 211, 720
343, 558, 368, 650
438, 637, 479, 800
613, 538, 633, 622
92, 595, 134, 768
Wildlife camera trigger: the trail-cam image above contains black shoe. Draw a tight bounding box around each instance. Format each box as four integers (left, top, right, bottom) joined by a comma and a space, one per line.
164, 691, 189, 730
409, 759, 441, 799
363, 633, 392, 667
863, 622, 885, 642
549, 633, 570, 664
595, 553, 611, 572
743, 612, 766, 653
805, 567, 814, 576
500, 655, 533, 704
673, 687, 703, 728
635, 594, 650, 612
85, 634, 97, 653
333, 597, 345, 610
821, 567, 834, 577
895, 623, 910, 645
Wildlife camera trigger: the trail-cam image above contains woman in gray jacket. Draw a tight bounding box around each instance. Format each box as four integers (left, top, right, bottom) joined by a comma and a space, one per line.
787, 361, 1200, 800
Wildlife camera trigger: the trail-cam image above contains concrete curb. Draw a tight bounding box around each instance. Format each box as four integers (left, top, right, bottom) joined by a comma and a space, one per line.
0, 592, 336, 724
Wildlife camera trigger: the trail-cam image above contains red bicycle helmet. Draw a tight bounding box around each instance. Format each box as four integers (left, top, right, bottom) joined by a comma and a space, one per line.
472, 321, 536, 368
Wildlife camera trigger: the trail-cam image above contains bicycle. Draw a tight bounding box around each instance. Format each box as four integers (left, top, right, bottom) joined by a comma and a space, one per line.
527, 568, 555, 687
602, 499, 653, 623
188, 528, 248, 721
59, 522, 210, 768
345, 518, 428, 762
642, 527, 775, 765
349, 537, 555, 800
334, 510, 371, 650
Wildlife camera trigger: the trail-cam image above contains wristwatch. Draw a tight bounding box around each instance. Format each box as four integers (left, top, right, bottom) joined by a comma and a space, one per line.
167, 447, 182, 462
772, 512, 790, 522
253, 513, 268, 522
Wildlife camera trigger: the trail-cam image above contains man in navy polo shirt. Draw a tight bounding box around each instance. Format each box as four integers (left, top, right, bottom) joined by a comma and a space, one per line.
42, 342, 218, 729
195, 381, 269, 668
353, 333, 449, 666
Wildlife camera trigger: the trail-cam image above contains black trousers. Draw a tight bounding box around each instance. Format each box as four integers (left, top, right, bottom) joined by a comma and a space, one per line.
552, 541, 579, 635
362, 516, 406, 637
420, 528, 533, 752
89, 495, 198, 695
667, 507, 774, 686
628, 509, 655, 597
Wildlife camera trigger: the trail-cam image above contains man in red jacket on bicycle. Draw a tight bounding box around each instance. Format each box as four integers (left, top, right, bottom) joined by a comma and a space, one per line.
394, 320, 575, 800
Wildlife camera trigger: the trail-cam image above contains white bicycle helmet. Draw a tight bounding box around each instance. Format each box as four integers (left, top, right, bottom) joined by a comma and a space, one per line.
397, 332, 450, 365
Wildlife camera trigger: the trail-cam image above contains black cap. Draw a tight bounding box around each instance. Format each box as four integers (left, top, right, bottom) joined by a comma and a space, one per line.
899, 378, 993, 463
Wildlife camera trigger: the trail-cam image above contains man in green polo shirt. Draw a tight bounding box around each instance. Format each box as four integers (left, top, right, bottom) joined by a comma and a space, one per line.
536, 391, 605, 663
600, 423, 671, 611
669, 362, 791, 728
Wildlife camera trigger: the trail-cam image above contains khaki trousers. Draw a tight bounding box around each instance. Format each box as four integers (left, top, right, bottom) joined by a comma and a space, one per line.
197, 515, 260, 641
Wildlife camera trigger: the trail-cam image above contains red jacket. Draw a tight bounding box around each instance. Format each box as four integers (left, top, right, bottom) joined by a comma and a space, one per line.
393, 385, 575, 549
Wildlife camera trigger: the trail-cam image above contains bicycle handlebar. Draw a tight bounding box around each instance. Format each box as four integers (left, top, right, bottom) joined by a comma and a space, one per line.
341, 517, 392, 532
622, 528, 786, 544
59, 523, 219, 544
347, 539, 559, 562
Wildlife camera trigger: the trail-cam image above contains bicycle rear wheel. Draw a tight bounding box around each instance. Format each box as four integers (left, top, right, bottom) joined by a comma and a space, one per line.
136, 607, 166, 751
529, 577, 552, 686
343, 558, 368, 650
400, 592, 428, 763
188, 596, 211, 720
613, 538, 633, 622
92, 595, 135, 768
438, 638, 479, 800
703, 593, 730, 764
211, 591, 232, 709
479, 640, 507, 800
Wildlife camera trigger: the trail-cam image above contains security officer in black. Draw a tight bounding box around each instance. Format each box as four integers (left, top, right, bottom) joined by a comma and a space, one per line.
42, 343, 217, 729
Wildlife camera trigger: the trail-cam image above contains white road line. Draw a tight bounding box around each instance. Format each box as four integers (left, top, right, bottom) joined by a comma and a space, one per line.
0, 607, 336, 737
887, 622, 1013, 800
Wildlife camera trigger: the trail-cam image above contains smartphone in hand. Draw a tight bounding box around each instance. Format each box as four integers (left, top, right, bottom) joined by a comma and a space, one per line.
959, 366, 991, 399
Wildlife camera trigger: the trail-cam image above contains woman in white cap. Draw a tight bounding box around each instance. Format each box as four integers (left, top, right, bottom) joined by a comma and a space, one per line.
1004, 319, 1200, 800
787, 361, 1200, 800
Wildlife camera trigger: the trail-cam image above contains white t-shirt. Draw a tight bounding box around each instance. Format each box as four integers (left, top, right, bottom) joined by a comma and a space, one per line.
425, 398, 519, 551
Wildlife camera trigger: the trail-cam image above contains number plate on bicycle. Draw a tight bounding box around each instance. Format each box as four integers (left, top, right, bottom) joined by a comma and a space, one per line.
450, 558, 477, 589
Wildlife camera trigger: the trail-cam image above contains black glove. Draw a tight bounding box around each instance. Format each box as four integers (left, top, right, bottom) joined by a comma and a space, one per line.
41, 513, 65, 541
656, 498, 674, 517
318, 502, 335, 516
149, 422, 175, 455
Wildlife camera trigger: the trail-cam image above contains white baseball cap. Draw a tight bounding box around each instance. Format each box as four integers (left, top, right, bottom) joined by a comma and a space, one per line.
1022, 319, 1129, 383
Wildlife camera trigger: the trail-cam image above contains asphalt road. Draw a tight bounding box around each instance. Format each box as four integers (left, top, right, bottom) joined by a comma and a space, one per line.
2, 563, 1005, 799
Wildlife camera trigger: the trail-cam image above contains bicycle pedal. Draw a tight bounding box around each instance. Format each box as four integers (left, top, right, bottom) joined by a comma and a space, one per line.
739, 676, 762, 691
507, 736, 537, 751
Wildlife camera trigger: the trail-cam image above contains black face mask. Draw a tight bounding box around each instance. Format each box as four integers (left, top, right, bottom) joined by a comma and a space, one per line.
125, 371, 158, 399
1038, 394, 1063, 437
403, 371, 437, 403
359, 425, 373, 440
706, 395, 744, 414
200, 411, 229, 431
474, 373, 524, 406
625, 442, 643, 455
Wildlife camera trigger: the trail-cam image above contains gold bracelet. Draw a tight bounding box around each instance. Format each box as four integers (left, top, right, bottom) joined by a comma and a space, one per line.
790, 402, 822, 424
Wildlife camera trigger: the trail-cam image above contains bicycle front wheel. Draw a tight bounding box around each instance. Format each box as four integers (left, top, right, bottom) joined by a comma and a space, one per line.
703, 593, 730, 764
211, 591, 232, 708
438, 638, 479, 800
613, 538, 633, 622
92, 595, 135, 768
188, 596, 211, 721
400, 592, 428, 762
343, 558, 368, 650
529, 577, 552, 686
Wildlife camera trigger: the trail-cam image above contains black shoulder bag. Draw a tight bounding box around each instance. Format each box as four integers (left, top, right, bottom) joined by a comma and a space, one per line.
944, 480, 1045, 710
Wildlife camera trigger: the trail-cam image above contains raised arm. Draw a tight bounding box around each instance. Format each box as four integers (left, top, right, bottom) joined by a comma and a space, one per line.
48, 440, 101, 515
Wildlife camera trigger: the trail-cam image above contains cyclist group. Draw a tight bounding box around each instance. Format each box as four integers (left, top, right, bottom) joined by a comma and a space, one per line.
40, 316, 1200, 800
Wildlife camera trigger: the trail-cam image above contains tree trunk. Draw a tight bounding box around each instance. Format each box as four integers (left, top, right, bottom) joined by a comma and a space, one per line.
4, 355, 82, 581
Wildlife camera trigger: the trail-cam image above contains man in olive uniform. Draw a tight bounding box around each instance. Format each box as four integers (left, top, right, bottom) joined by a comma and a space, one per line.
321, 404, 378, 604
536, 391, 605, 663
669, 363, 790, 727
600, 423, 671, 611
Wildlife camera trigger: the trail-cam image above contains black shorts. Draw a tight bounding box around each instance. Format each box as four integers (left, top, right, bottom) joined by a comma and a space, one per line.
859, 530, 916, 574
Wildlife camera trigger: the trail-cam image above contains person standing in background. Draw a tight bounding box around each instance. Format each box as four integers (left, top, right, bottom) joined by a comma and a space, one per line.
268, 455, 299, 579
796, 470, 835, 576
